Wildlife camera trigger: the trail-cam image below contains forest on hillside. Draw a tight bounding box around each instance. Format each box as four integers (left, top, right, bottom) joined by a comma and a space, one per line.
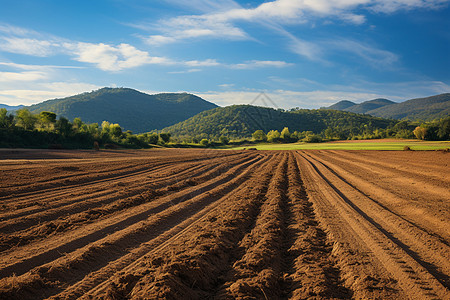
1, 107, 449, 149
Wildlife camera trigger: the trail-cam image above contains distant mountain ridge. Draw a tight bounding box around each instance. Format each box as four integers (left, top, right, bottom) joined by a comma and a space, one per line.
325, 93, 450, 121
327, 100, 356, 110
0, 104, 24, 111
25, 88, 218, 133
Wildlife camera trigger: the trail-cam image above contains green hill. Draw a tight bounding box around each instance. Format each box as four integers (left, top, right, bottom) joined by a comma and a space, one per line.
162, 105, 394, 139
327, 100, 356, 110
26, 88, 218, 133
367, 93, 450, 121
325, 94, 450, 121
344, 98, 395, 114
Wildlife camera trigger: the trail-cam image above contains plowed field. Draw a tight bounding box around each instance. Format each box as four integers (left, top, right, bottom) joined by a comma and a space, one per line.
0, 149, 448, 299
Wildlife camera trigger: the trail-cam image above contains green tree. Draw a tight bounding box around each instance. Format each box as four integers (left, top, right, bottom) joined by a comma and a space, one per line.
56, 117, 72, 136
252, 130, 267, 142
219, 135, 229, 145
0, 108, 14, 129
110, 124, 123, 138
72, 117, 83, 132
16, 109, 37, 130
159, 133, 171, 144
39, 111, 57, 123
280, 127, 291, 141
413, 126, 427, 140
267, 130, 281, 143
200, 138, 209, 146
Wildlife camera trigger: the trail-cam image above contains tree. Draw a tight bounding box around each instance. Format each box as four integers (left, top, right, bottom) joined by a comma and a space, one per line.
72, 117, 83, 132
16, 109, 37, 130
56, 117, 72, 136
0, 108, 14, 129
219, 135, 229, 145
280, 127, 291, 141
110, 124, 123, 138
413, 126, 427, 140
267, 130, 281, 143
252, 130, 267, 142
159, 133, 171, 143
39, 111, 57, 123
200, 138, 209, 146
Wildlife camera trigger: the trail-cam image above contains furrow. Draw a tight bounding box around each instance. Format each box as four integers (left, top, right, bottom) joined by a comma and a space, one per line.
0, 152, 255, 236
77, 153, 281, 300
304, 151, 450, 287
0, 153, 262, 278
65, 153, 280, 300
297, 151, 449, 300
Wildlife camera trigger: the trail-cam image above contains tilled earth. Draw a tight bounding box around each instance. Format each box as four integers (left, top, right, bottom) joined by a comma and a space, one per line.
0, 148, 448, 299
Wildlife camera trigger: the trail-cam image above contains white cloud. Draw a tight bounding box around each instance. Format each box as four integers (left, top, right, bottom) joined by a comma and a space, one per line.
168, 69, 201, 74
185, 59, 221, 67
0, 62, 82, 70
370, 0, 449, 13
0, 37, 60, 56
327, 38, 399, 67
163, 0, 240, 13
145, 35, 177, 45
67, 42, 156, 71
196, 80, 450, 109
0, 82, 100, 105
140, 0, 449, 51
230, 60, 294, 69
0, 71, 47, 82
0, 24, 38, 36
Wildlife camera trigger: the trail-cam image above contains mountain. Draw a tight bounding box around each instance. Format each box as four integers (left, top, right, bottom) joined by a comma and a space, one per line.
327, 100, 356, 110
344, 98, 395, 114
162, 105, 394, 139
325, 94, 450, 121
367, 94, 450, 121
0, 104, 24, 111
26, 88, 218, 133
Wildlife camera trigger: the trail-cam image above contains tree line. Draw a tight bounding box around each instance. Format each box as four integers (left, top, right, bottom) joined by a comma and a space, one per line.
1, 108, 448, 149
0, 108, 170, 149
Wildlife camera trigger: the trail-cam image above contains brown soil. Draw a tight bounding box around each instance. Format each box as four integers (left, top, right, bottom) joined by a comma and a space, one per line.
0, 149, 448, 299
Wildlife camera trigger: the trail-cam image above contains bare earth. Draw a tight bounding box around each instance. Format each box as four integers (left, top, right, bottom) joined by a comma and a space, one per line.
0, 149, 448, 299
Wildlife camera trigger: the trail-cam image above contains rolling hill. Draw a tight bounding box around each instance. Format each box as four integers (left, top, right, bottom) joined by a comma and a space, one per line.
26, 88, 218, 133
367, 94, 450, 121
162, 105, 394, 139
0, 104, 24, 111
327, 100, 356, 110
326, 93, 450, 121
344, 98, 395, 114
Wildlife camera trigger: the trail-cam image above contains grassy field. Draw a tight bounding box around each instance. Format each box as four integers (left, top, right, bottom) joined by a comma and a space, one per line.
229, 139, 450, 151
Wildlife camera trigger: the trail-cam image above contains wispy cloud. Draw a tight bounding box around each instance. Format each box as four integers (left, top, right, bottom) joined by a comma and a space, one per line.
230, 60, 294, 69
138, 0, 449, 67
196, 79, 450, 109
325, 38, 399, 68
0, 37, 61, 56
0, 82, 100, 105
0, 24, 293, 72
0, 71, 47, 82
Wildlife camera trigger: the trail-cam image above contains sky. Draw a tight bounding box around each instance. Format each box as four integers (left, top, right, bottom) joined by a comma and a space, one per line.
0, 0, 449, 109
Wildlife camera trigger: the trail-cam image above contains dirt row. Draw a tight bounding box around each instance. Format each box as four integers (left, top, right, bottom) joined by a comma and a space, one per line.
297, 150, 449, 299
0, 148, 448, 299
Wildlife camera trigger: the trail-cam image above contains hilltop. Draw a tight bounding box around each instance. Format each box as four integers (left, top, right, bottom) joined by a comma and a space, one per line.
162, 105, 394, 139
26, 88, 218, 133
325, 93, 450, 121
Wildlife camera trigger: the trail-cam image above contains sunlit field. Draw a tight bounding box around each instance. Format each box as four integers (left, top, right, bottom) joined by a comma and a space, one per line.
230, 139, 450, 151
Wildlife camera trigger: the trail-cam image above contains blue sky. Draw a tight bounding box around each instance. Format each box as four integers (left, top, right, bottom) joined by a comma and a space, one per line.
0, 0, 449, 108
